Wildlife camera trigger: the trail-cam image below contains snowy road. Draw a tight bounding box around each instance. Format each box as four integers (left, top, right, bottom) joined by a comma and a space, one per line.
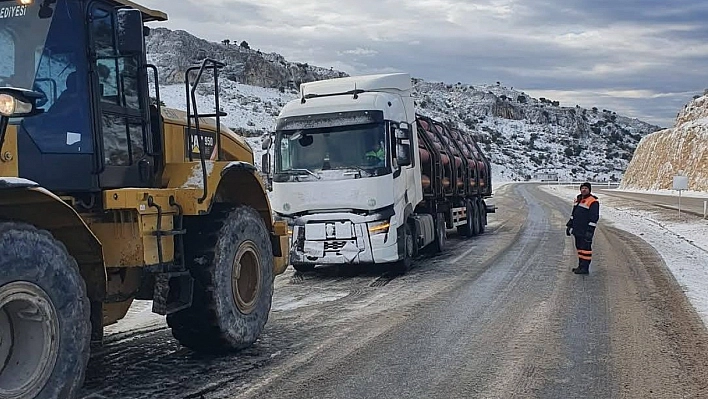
78, 183, 708, 398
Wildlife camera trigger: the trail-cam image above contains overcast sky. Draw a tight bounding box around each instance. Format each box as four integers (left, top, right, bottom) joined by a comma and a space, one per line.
139, 0, 708, 128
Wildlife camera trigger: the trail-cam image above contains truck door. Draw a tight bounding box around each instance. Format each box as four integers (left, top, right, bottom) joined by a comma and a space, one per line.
88, 3, 155, 188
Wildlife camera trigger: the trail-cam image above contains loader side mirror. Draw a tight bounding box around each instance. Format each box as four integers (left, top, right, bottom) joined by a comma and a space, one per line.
261, 136, 272, 150
261, 152, 271, 175
116, 9, 145, 55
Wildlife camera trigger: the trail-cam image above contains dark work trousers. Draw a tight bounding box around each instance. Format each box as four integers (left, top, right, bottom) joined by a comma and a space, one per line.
574, 235, 592, 271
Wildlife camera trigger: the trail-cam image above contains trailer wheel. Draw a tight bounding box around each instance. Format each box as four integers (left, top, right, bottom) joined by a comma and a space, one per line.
478, 199, 487, 234
167, 205, 274, 352
472, 200, 481, 236
0, 223, 90, 399
457, 200, 475, 238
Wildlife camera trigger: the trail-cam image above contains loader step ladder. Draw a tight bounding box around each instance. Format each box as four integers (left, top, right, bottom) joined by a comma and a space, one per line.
147, 195, 193, 315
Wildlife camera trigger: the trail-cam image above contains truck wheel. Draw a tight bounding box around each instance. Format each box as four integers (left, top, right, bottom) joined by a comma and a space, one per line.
167, 205, 274, 352
431, 213, 446, 253
292, 263, 315, 273
393, 222, 415, 273
0, 223, 90, 399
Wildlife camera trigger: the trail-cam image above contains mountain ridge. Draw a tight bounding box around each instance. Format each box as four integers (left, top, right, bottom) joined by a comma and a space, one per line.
146, 27, 664, 182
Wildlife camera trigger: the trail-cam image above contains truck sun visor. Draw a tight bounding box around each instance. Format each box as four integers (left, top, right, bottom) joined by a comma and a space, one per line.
276, 110, 384, 131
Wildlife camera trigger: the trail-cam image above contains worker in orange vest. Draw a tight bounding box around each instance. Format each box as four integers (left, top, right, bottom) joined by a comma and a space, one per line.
565, 182, 599, 274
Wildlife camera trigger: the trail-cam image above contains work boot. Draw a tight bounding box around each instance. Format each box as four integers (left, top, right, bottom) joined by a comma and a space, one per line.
572, 262, 583, 273
573, 266, 589, 274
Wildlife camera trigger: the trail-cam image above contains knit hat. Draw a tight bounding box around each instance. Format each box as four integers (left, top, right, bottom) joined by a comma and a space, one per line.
580, 182, 592, 191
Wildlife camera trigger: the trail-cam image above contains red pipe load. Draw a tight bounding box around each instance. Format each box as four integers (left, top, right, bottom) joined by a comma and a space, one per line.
440, 153, 450, 165
419, 147, 431, 163
421, 174, 431, 189
442, 177, 451, 188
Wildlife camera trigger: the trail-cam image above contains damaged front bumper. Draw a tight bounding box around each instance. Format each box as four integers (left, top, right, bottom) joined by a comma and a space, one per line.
289, 216, 399, 266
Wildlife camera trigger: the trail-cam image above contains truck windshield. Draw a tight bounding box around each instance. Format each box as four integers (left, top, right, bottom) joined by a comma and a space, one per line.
275, 122, 389, 180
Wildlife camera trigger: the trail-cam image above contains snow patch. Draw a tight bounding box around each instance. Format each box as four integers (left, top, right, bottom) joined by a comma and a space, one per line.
181, 161, 214, 188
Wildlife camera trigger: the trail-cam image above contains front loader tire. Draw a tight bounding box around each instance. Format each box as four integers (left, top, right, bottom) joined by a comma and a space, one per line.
0, 222, 90, 399
167, 206, 274, 352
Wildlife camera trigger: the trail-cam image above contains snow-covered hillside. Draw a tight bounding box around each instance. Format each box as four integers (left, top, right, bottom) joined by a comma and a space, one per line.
147, 28, 664, 182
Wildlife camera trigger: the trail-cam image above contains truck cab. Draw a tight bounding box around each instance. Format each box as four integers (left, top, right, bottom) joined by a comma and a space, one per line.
271, 73, 422, 270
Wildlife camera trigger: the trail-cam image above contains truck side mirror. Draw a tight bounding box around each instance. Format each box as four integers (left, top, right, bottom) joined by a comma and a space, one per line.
395, 123, 410, 139
394, 122, 412, 166
397, 141, 411, 167
116, 9, 145, 55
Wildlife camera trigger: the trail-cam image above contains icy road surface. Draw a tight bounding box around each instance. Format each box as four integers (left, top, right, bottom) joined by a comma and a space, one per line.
78, 183, 708, 398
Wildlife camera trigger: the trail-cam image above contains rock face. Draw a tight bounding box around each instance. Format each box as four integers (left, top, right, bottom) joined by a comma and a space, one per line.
621, 95, 708, 191
145, 28, 347, 89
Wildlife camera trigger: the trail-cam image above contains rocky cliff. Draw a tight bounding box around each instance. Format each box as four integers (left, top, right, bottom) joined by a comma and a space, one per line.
621, 94, 708, 191
145, 28, 347, 88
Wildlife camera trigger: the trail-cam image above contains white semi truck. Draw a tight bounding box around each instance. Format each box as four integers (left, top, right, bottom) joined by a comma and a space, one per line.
267, 73, 493, 272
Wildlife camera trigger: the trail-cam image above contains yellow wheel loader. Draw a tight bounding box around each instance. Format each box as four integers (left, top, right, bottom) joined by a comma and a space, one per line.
0, 1, 289, 397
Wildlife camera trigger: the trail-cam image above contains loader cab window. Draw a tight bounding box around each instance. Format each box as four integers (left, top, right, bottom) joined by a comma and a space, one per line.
89, 5, 147, 167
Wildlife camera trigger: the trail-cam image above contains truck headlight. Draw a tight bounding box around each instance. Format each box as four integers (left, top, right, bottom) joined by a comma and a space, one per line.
367, 220, 390, 235
0, 94, 32, 117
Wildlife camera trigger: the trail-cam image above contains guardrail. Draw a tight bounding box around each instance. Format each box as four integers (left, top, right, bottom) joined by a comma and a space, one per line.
542, 180, 620, 189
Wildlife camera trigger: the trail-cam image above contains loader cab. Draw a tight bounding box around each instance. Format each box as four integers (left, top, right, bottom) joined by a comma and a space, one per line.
0, 0, 162, 194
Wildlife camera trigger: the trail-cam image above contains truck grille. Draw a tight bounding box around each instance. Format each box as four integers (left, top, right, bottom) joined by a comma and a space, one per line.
324, 241, 347, 251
